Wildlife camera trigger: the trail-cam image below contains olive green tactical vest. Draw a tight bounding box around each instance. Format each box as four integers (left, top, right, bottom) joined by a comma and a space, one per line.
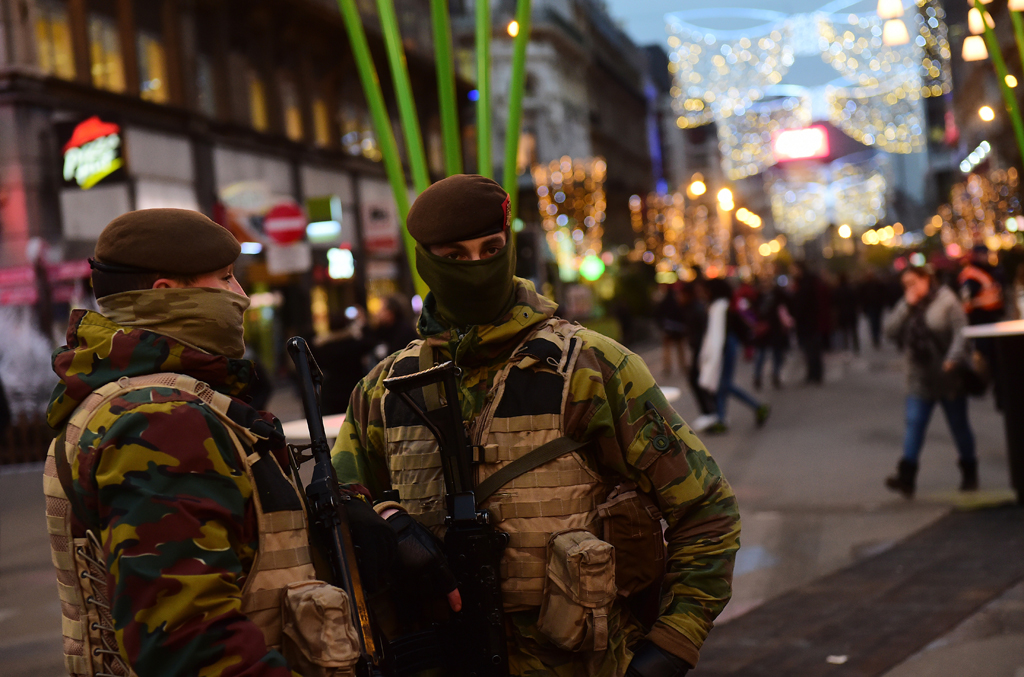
381, 318, 611, 610
43, 374, 316, 677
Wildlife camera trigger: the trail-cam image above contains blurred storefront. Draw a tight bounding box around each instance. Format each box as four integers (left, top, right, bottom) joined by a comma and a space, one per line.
0, 0, 470, 378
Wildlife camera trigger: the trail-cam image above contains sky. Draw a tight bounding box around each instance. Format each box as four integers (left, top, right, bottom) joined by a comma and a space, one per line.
602, 0, 888, 88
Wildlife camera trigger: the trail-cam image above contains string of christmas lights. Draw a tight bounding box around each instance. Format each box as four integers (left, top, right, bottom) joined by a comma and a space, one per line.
718, 93, 812, 180
825, 70, 925, 154
766, 156, 889, 242
935, 169, 1022, 253
531, 157, 608, 276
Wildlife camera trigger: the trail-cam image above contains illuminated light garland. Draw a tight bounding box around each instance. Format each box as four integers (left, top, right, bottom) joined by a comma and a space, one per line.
666, 12, 794, 126
718, 92, 812, 180
936, 168, 1022, 252
628, 191, 735, 275
766, 155, 890, 242
818, 1, 950, 96
825, 70, 925, 153
666, 1, 950, 154
531, 157, 608, 277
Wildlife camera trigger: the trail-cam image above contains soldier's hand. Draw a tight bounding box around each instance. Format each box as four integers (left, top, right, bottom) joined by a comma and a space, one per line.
626, 640, 691, 677
384, 509, 461, 611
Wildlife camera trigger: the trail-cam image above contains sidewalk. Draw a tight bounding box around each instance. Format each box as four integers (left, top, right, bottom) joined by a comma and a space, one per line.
637, 337, 1022, 676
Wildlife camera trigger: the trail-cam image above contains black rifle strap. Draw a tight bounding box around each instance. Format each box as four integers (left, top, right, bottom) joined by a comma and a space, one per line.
418, 344, 442, 411
474, 436, 587, 504
53, 427, 100, 534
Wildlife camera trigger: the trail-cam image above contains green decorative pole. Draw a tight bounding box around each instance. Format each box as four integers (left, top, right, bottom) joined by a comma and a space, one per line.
336, 0, 425, 297
1009, 9, 1024, 86
476, 0, 492, 178
430, 0, 463, 175
377, 0, 431, 194
976, 0, 1024, 163
503, 0, 532, 221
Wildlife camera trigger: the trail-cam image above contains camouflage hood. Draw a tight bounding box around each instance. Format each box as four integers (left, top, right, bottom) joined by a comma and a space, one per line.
417, 277, 559, 367
47, 309, 254, 429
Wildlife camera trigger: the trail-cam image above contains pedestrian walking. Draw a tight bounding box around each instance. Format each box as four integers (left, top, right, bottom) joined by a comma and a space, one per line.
958, 245, 1005, 407
884, 265, 977, 498
681, 281, 718, 417
790, 262, 826, 384
752, 277, 792, 390
331, 174, 740, 676
859, 269, 887, 350
654, 281, 688, 376
43, 209, 365, 676
698, 278, 771, 434
833, 272, 860, 353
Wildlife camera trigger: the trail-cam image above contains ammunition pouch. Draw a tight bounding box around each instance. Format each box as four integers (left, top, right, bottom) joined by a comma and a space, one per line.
537, 529, 617, 652
281, 580, 361, 677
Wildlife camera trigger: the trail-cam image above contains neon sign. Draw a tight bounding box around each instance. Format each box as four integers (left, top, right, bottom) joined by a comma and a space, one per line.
773, 126, 830, 162
61, 116, 124, 189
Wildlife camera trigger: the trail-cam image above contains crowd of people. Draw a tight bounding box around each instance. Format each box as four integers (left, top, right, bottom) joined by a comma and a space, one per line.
652, 244, 1011, 497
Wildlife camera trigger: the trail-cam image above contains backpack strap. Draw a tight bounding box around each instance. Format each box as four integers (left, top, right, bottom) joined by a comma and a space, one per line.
57, 374, 284, 530
474, 436, 588, 504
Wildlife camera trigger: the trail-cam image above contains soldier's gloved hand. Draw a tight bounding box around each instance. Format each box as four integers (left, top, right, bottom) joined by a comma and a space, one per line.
342, 495, 399, 594
626, 641, 691, 677
384, 509, 462, 612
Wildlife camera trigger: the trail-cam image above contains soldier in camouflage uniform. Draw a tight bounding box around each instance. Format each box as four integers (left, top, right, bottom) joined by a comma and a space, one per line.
332, 175, 741, 677
45, 209, 322, 677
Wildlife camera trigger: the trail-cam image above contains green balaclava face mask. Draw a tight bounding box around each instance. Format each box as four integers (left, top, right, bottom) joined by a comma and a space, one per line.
416, 239, 517, 327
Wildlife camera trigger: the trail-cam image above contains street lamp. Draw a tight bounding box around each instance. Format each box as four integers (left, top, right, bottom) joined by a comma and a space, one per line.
876, 0, 903, 19
717, 188, 734, 211
963, 35, 989, 61
507, 20, 520, 37
838, 224, 853, 239
689, 178, 707, 197
980, 105, 996, 121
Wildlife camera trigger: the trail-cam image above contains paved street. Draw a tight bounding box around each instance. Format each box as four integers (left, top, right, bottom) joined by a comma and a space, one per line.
1, 332, 1020, 676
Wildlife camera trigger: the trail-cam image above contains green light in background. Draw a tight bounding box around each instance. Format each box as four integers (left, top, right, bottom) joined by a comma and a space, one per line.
579, 254, 606, 281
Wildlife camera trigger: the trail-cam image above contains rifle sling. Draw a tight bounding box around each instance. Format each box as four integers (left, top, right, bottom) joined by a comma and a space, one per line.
419, 344, 441, 411
474, 436, 587, 505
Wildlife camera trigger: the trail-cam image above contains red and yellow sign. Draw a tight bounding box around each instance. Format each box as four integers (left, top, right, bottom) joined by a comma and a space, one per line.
61, 116, 124, 189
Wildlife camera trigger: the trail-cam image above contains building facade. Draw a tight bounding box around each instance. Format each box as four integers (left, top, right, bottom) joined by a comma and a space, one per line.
0, 0, 470, 373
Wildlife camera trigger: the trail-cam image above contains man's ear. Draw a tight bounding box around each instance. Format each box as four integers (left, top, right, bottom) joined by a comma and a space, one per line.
152, 278, 180, 289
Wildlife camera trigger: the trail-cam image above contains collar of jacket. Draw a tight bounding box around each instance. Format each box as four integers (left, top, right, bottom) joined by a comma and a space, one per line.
416, 277, 559, 367
47, 309, 255, 430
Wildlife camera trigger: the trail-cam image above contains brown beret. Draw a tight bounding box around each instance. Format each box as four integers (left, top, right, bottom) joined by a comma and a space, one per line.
407, 174, 510, 246
94, 209, 241, 275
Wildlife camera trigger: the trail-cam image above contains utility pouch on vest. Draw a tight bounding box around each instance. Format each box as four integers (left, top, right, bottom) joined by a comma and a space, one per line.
597, 483, 665, 598
537, 529, 617, 652
280, 580, 361, 677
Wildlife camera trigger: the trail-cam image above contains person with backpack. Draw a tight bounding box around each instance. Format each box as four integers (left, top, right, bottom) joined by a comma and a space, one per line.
883, 265, 977, 497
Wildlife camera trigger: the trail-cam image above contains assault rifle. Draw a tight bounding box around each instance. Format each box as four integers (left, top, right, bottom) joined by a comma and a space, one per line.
286, 337, 385, 677
383, 360, 511, 677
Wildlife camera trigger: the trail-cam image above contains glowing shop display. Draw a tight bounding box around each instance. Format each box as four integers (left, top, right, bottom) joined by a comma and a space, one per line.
62, 116, 124, 190
327, 248, 355, 280
773, 126, 830, 161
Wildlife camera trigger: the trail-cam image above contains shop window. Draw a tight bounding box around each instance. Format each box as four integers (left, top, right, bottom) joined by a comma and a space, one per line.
312, 97, 332, 148
249, 68, 269, 132
35, 0, 75, 80
135, 0, 168, 103
339, 99, 380, 161
279, 74, 304, 142
195, 53, 217, 117
89, 3, 125, 93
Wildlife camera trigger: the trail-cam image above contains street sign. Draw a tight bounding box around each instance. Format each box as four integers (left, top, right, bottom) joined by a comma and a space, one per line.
263, 202, 307, 245
57, 116, 126, 190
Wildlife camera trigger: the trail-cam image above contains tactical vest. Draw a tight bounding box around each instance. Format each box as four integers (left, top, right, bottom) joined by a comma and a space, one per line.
382, 318, 611, 610
43, 374, 316, 677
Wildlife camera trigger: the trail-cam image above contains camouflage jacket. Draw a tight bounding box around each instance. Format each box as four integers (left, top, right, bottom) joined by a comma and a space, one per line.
46, 310, 299, 677
332, 279, 740, 672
